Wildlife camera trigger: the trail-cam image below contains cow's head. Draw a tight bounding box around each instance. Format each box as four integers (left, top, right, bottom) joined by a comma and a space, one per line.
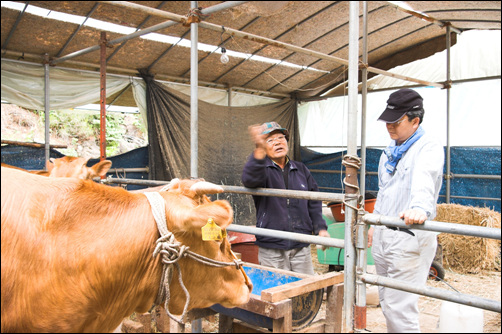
47, 156, 112, 180
158, 178, 252, 315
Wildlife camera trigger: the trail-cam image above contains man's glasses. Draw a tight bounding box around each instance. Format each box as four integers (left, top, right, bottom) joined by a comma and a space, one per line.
387, 115, 407, 127
266, 135, 286, 145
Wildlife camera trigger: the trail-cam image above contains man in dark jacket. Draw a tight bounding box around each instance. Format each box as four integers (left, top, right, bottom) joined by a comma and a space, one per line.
242, 121, 328, 275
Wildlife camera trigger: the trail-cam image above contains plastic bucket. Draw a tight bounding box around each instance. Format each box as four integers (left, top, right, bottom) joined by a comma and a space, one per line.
328, 198, 377, 222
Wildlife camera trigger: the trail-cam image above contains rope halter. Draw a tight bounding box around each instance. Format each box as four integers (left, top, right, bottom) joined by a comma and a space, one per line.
143, 191, 248, 324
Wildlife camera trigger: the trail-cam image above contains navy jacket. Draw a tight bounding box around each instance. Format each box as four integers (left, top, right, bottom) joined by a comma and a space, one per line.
241, 154, 327, 250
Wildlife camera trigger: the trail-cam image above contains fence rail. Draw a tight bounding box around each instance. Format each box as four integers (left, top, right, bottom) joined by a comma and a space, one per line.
104, 177, 502, 315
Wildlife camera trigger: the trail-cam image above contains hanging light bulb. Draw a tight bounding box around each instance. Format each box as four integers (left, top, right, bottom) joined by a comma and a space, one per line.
220, 47, 229, 64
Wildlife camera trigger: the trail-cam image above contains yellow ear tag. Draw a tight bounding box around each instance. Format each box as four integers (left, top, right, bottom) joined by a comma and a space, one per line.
201, 217, 223, 241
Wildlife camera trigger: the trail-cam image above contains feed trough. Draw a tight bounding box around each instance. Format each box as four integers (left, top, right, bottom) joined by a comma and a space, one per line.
211, 263, 344, 332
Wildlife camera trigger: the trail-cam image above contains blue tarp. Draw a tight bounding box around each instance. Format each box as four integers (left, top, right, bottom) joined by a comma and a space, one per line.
1, 145, 149, 191
2, 145, 500, 211
302, 146, 501, 213
1, 145, 65, 169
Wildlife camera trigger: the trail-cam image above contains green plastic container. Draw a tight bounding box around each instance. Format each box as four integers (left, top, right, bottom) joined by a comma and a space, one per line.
317, 220, 374, 266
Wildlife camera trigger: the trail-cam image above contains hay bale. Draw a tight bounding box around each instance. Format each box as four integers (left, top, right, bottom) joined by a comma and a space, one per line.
434, 204, 501, 274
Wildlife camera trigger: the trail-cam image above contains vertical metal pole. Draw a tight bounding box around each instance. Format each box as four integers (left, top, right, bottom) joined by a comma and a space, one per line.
445, 26, 452, 203
355, 2, 369, 331
360, 2, 368, 201
190, 1, 199, 178
43, 53, 50, 166
344, 2, 360, 332
189, 11, 203, 332
228, 86, 232, 106
100, 31, 107, 165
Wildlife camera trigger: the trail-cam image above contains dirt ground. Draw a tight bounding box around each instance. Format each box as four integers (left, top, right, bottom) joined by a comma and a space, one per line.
309, 245, 501, 333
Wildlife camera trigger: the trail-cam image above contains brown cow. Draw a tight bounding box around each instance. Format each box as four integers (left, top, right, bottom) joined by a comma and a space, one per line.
46, 156, 112, 179
1, 167, 252, 333
1, 156, 112, 179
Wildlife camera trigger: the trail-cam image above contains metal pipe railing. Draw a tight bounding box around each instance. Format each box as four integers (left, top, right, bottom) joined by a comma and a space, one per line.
227, 224, 344, 249
106, 177, 501, 318
220, 185, 344, 203
363, 213, 501, 240
107, 167, 149, 174
104, 177, 346, 203
361, 273, 500, 313
310, 169, 501, 180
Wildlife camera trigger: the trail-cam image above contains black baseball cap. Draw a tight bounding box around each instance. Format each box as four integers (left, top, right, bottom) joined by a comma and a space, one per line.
377, 88, 423, 123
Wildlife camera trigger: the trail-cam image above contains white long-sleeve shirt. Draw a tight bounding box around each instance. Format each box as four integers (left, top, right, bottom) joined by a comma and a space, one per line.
374, 132, 445, 221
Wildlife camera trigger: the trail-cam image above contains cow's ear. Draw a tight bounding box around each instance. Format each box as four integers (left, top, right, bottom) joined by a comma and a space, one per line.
92, 160, 112, 177
168, 199, 233, 234
196, 200, 234, 230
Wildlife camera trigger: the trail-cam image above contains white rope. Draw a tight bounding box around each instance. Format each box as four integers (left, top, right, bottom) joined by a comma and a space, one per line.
144, 192, 169, 236
144, 191, 189, 323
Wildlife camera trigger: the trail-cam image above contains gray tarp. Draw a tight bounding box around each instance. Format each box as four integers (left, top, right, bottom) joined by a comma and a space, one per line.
142, 74, 299, 226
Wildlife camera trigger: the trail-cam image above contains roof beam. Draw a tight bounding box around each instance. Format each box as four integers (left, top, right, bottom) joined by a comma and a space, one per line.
213, 1, 341, 85
179, 16, 261, 78
386, 1, 462, 34
50, 1, 250, 66
56, 3, 99, 57
99, 1, 444, 89
1, 1, 29, 53
241, 1, 348, 89
107, 1, 168, 63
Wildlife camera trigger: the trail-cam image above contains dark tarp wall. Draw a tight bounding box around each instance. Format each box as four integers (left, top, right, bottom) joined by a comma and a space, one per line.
142, 74, 299, 226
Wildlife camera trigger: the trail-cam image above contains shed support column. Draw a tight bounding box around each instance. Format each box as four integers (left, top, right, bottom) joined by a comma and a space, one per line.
43, 53, 50, 166
100, 31, 107, 164
355, 2, 369, 331
344, 2, 361, 332
190, 1, 199, 178
445, 25, 452, 203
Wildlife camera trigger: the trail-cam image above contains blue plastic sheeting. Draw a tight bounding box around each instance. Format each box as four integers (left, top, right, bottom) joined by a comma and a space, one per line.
211, 266, 301, 329
243, 266, 301, 295
1, 145, 149, 191
211, 265, 311, 330
302, 146, 501, 213
1, 145, 65, 169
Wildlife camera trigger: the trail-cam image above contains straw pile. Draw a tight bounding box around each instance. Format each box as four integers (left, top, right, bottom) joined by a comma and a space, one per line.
435, 204, 501, 274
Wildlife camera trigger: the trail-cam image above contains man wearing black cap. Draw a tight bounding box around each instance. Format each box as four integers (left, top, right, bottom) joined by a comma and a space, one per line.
242, 122, 329, 275
368, 88, 445, 332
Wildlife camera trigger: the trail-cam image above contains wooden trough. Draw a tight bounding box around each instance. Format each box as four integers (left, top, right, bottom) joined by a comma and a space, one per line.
167, 262, 344, 333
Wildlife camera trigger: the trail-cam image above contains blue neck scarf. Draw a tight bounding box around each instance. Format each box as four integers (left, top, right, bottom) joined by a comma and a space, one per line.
384, 126, 425, 174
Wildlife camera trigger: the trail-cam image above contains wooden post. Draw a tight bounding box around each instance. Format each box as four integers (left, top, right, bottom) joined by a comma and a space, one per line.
325, 283, 344, 333
219, 314, 234, 333
272, 299, 292, 332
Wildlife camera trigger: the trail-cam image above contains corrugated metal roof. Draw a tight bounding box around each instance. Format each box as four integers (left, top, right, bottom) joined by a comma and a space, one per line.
1, 1, 500, 105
